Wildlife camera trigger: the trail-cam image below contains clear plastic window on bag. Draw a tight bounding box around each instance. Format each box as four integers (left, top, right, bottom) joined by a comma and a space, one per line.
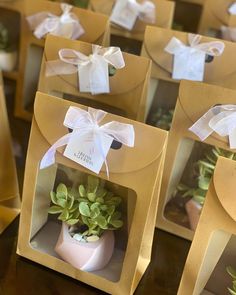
146, 80, 179, 130
164, 139, 236, 231
29, 163, 137, 282
23, 45, 44, 112
0, 8, 20, 72
202, 232, 236, 295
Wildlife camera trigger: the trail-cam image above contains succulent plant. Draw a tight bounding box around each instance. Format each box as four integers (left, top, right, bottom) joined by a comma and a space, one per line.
176, 147, 236, 206
149, 108, 174, 131
227, 266, 236, 295
48, 175, 123, 241
0, 23, 9, 51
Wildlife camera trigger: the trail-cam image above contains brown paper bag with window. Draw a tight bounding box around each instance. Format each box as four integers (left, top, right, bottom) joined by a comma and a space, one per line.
38, 34, 152, 122
178, 157, 236, 295
157, 80, 236, 240
141, 26, 236, 120
198, 0, 236, 35
17, 91, 167, 295
0, 72, 20, 234
89, 0, 175, 41
14, 0, 110, 122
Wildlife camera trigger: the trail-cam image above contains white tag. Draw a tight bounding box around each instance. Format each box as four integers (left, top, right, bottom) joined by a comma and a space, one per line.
78, 56, 110, 94
63, 130, 113, 174
228, 2, 236, 15
172, 47, 206, 81
110, 0, 138, 30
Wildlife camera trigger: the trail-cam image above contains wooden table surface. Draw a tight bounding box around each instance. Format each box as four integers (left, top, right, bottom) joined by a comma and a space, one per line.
0, 217, 190, 295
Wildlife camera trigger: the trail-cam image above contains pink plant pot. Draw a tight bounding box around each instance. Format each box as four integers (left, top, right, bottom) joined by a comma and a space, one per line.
185, 199, 202, 231
55, 223, 115, 272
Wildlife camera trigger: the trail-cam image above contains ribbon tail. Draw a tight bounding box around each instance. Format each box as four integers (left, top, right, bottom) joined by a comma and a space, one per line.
94, 132, 110, 178
40, 133, 72, 169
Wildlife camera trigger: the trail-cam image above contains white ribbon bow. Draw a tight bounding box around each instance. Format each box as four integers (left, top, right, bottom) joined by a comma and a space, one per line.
165, 34, 225, 57
221, 26, 236, 42
46, 45, 125, 95
27, 3, 84, 39
228, 2, 236, 14
40, 107, 135, 177
127, 0, 156, 24
189, 105, 236, 149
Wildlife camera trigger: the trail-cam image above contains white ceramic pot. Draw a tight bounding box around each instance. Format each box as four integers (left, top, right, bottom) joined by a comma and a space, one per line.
55, 223, 115, 272
0, 50, 17, 72
185, 199, 202, 231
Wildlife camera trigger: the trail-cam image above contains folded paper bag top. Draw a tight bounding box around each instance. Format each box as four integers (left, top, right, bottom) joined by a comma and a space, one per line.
40, 106, 135, 177
164, 34, 225, 81
26, 3, 85, 40
189, 104, 236, 149
45, 45, 125, 95
110, 0, 155, 31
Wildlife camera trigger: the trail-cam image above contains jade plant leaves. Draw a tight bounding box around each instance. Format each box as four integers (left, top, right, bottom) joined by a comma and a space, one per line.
48, 175, 124, 239
227, 266, 236, 294
176, 147, 236, 207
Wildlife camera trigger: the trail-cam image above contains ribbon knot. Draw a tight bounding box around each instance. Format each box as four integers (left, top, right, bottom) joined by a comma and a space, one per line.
40, 107, 135, 177
127, 0, 155, 23
228, 2, 236, 14
165, 34, 225, 56
46, 45, 125, 95
27, 3, 84, 39
189, 105, 236, 149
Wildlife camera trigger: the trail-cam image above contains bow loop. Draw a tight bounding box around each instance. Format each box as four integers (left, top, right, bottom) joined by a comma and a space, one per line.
127, 0, 155, 23
46, 46, 125, 95
27, 3, 84, 39
40, 107, 135, 177
165, 34, 225, 56
189, 105, 236, 149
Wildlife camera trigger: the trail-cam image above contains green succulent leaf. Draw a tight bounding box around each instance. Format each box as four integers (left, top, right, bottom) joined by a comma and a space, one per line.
96, 197, 104, 204
57, 198, 67, 208
66, 219, 79, 225
50, 191, 58, 205
87, 192, 96, 202
79, 185, 86, 197
58, 209, 69, 221
57, 183, 67, 196
88, 175, 99, 193
227, 266, 236, 280
67, 196, 74, 209
94, 216, 107, 228
111, 211, 122, 221
48, 206, 63, 214
90, 202, 100, 211
79, 202, 91, 217
107, 205, 115, 216
228, 288, 236, 295
109, 219, 123, 228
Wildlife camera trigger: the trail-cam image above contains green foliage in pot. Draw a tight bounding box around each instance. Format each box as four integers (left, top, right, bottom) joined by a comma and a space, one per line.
176, 147, 236, 206
149, 108, 174, 131
227, 266, 236, 295
0, 23, 9, 52
48, 175, 123, 242
72, 0, 89, 8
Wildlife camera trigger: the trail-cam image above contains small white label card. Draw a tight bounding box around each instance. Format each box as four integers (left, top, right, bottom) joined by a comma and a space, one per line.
228, 2, 236, 14
110, 0, 138, 30
172, 48, 206, 81
63, 130, 113, 174
78, 55, 110, 94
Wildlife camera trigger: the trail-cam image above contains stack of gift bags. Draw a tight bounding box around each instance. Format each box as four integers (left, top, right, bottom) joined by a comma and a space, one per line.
1, 0, 236, 294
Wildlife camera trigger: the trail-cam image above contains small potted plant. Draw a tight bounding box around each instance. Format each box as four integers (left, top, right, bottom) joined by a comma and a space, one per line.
176, 147, 236, 230
227, 266, 236, 294
48, 175, 124, 271
0, 23, 17, 72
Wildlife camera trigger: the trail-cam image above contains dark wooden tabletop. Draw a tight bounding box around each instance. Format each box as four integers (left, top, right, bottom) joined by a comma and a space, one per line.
0, 217, 190, 295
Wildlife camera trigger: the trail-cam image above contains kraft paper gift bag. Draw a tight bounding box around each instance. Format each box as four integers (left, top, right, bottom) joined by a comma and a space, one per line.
0, 76, 20, 234
198, 0, 236, 36
141, 26, 228, 120
38, 34, 152, 122
89, 0, 174, 42
17, 91, 168, 294
156, 80, 236, 240
14, 0, 110, 122
178, 157, 236, 295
